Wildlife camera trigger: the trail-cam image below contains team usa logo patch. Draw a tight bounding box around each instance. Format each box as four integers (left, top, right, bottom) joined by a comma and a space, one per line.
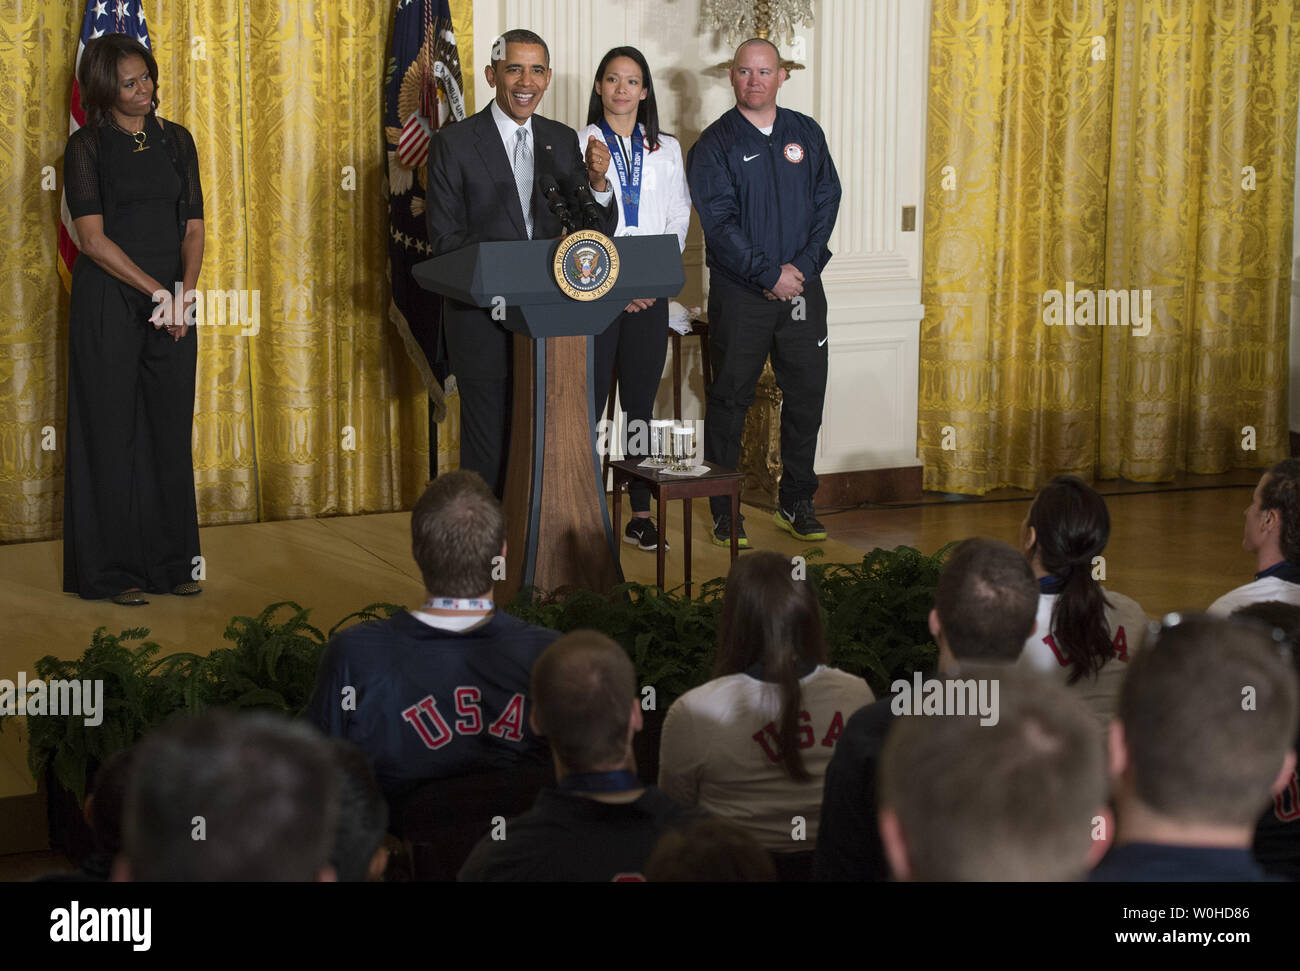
783, 142, 805, 163
554, 229, 621, 301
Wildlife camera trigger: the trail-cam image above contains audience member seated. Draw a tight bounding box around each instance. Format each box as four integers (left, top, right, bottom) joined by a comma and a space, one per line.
329, 739, 390, 882
307, 470, 559, 796
879, 665, 1109, 881
1209, 460, 1300, 616
646, 818, 777, 882
814, 537, 1038, 881
115, 710, 339, 881
85, 746, 137, 881
35, 745, 137, 882
658, 551, 873, 876
1091, 613, 1299, 881
1018, 475, 1148, 726
458, 631, 697, 881
1233, 601, 1300, 879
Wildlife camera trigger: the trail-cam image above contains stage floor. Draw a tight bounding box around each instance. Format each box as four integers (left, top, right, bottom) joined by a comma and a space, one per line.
0, 471, 1262, 822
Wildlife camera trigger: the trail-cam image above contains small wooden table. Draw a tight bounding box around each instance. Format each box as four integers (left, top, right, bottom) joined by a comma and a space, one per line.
609, 459, 745, 598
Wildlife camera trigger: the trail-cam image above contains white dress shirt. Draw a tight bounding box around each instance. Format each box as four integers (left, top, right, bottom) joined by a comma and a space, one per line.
491, 100, 613, 206
490, 98, 533, 154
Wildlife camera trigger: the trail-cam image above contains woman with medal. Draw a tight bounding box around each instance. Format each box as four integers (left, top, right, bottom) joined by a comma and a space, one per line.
580, 47, 691, 554
62, 34, 205, 604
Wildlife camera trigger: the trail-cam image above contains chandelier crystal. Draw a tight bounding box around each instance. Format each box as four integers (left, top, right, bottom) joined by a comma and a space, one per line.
701, 0, 816, 46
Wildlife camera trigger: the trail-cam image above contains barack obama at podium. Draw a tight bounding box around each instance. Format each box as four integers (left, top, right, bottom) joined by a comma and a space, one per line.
426, 28, 617, 497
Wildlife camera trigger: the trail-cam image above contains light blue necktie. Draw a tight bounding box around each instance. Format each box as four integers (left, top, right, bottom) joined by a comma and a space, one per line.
513, 127, 534, 239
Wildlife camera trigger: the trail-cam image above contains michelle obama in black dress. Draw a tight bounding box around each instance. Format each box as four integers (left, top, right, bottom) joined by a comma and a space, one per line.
62, 35, 204, 605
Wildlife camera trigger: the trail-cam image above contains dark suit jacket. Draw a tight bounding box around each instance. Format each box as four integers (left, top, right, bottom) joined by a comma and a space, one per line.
426, 105, 615, 257
425, 106, 617, 380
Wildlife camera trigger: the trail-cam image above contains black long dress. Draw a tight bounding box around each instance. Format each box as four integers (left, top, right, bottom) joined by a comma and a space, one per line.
62, 115, 204, 599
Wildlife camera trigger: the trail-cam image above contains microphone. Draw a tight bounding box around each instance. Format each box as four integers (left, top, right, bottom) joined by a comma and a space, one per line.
538, 173, 574, 235
572, 181, 604, 230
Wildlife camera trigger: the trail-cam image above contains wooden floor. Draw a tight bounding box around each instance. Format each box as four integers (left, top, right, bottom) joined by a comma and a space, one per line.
0, 470, 1265, 839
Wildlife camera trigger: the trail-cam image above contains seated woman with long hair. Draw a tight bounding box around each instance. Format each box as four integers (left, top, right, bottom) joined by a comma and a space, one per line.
658, 552, 873, 872
1018, 475, 1149, 725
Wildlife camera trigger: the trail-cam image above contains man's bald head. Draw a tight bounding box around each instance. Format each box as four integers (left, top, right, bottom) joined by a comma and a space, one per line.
733, 37, 782, 66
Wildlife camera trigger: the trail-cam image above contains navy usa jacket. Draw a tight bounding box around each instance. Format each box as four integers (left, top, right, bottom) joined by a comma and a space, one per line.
307, 610, 558, 796
687, 106, 841, 295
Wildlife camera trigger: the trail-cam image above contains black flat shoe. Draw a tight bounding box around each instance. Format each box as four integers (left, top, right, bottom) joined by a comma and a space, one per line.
111, 589, 149, 606
171, 582, 202, 596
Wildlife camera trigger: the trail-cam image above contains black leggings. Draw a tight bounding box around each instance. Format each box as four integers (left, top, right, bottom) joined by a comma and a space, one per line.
594, 299, 670, 513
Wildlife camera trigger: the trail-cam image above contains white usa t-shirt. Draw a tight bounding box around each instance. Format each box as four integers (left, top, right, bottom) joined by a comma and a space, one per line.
657, 666, 873, 852
1017, 589, 1149, 727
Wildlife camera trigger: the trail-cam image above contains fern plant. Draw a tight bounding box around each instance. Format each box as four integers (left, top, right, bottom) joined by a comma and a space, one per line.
10, 626, 188, 803
809, 544, 953, 695
1, 602, 404, 803
510, 580, 726, 703
508, 544, 951, 700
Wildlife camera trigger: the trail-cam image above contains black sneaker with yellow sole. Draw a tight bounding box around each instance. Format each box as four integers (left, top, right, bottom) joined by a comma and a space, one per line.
774, 500, 827, 541
712, 512, 750, 549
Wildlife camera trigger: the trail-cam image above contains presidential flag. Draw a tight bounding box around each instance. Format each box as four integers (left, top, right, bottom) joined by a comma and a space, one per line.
58, 0, 154, 291
385, 0, 466, 424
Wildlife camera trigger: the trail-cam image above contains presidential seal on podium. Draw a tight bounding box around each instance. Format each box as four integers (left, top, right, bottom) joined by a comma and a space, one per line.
554, 230, 620, 301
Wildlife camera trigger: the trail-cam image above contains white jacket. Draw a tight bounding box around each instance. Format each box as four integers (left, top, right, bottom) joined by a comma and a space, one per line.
577, 123, 691, 250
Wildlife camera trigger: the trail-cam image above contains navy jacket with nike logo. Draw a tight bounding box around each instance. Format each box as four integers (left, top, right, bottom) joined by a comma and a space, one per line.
686, 106, 841, 295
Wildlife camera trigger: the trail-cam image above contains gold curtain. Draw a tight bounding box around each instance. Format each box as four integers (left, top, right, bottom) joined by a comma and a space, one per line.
0, 0, 476, 540
919, 0, 1300, 495
1100, 0, 1297, 479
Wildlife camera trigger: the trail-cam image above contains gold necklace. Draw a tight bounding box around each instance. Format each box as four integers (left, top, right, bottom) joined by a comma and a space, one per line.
110, 118, 149, 152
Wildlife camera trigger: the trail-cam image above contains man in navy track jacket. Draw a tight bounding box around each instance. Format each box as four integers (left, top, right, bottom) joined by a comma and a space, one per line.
687, 38, 842, 547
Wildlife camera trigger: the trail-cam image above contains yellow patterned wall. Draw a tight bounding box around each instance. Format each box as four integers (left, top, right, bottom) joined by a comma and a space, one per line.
0, 0, 476, 540
920, 0, 1300, 494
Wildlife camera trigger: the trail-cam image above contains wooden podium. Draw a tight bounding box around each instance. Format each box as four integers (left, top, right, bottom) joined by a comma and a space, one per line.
413, 235, 685, 600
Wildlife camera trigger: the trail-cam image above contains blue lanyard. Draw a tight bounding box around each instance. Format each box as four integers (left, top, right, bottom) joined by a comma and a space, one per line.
558, 770, 642, 793
598, 118, 643, 227
1039, 575, 1064, 594
1257, 561, 1300, 584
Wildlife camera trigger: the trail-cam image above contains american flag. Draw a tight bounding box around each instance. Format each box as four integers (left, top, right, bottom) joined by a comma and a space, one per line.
57, 0, 153, 290
384, 0, 465, 418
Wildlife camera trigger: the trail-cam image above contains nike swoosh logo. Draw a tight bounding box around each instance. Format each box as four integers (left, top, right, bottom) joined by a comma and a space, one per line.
743, 153, 760, 162
818, 337, 829, 347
